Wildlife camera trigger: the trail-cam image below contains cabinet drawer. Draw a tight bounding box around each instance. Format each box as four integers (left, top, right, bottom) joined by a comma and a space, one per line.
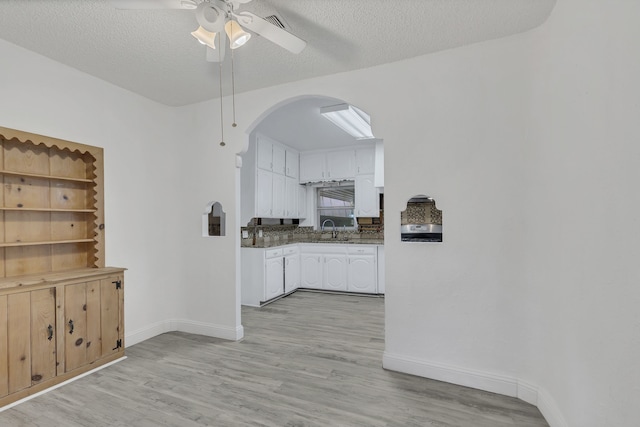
283, 246, 299, 256
347, 246, 377, 255
265, 248, 284, 259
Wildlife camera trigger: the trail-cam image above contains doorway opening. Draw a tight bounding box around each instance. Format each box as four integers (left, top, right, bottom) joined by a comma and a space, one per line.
238, 94, 385, 326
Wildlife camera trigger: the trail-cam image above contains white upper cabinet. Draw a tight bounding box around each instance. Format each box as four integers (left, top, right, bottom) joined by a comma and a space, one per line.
299, 152, 327, 183
257, 135, 273, 171
299, 149, 357, 183
285, 177, 298, 218
257, 134, 286, 175
298, 185, 307, 219
272, 144, 286, 175
327, 150, 356, 181
272, 173, 286, 218
355, 174, 380, 217
242, 134, 302, 222
285, 149, 299, 178
355, 147, 375, 175
256, 168, 274, 217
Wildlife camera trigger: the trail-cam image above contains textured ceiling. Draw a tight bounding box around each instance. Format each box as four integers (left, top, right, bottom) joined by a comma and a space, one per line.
0, 0, 556, 107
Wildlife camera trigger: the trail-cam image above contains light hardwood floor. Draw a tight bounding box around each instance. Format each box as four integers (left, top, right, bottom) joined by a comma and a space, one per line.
0, 291, 548, 426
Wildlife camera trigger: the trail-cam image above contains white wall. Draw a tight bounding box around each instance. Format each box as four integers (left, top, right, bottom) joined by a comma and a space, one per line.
181, 1, 640, 425
523, 1, 640, 426
0, 38, 186, 346
183, 22, 536, 410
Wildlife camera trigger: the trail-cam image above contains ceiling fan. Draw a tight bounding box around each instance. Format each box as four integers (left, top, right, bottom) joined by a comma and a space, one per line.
109, 0, 307, 62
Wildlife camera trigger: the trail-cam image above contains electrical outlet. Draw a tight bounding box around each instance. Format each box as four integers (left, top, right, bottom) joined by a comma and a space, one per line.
258, 230, 263, 238
242, 230, 248, 239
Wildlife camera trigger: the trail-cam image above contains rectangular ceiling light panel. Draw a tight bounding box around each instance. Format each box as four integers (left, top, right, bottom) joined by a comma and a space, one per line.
320, 104, 374, 140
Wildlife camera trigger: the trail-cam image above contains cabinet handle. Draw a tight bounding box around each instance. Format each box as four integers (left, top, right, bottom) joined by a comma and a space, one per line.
47, 324, 54, 341
68, 319, 74, 335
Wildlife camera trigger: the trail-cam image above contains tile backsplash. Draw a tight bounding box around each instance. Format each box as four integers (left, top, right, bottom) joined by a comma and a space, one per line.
240, 224, 383, 246
401, 201, 442, 225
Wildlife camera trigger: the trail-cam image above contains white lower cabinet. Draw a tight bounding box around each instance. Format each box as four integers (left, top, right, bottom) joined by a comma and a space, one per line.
284, 246, 300, 293
347, 247, 377, 293
300, 245, 380, 294
243, 244, 382, 306
264, 253, 284, 301
242, 246, 295, 307
300, 252, 323, 288
323, 253, 348, 291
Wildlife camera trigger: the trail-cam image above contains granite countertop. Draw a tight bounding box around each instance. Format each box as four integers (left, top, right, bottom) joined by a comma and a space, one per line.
242, 238, 384, 248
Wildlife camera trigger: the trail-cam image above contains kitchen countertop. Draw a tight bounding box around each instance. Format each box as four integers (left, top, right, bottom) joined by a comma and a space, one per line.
241, 238, 384, 248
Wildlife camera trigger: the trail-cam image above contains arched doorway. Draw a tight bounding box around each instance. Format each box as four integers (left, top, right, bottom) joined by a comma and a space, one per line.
238, 94, 384, 322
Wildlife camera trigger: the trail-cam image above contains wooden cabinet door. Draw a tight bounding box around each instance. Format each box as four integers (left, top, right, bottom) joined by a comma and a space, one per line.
6, 292, 31, 394
0, 295, 7, 398
30, 288, 57, 385
0, 288, 56, 398
64, 280, 101, 372
100, 276, 123, 358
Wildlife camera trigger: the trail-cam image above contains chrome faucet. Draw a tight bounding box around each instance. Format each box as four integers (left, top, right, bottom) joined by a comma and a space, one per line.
321, 219, 338, 238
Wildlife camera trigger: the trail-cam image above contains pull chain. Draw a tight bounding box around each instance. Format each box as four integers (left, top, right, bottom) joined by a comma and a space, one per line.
231, 46, 237, 128
218, 47, 225, 146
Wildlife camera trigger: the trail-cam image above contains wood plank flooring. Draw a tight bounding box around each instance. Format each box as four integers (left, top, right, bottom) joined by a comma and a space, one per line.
0, 291, 548, 426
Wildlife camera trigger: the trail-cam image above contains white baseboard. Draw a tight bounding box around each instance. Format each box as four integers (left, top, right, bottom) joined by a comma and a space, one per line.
125, 319, 244, 347
537, 387, 569, 427
383, 352, 518, 397
174, 318, 244, 341
516, 379, 539, 406
125, 320, 176, 346
383, 352, 568, 427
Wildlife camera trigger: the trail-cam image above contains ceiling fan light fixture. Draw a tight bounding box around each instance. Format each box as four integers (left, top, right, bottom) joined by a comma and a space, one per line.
225, 19, 251, 49
320, 104, 375, 140
196, 1, 224, 32
191, 26, 217, 49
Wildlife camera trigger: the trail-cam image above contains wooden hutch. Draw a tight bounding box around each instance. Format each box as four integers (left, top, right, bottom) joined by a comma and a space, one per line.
0, 126, 125, 407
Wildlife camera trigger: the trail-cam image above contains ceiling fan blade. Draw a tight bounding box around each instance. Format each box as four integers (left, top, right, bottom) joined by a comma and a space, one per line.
235, 11, 306, 54
206, 32, 227, 63
109, 0, 196, 10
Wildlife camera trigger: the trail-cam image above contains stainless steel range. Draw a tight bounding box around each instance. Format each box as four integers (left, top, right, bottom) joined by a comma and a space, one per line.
401, 224, 443, 242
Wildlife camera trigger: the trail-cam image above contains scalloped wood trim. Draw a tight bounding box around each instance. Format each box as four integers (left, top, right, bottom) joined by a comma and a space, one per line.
0, 126, 105, 272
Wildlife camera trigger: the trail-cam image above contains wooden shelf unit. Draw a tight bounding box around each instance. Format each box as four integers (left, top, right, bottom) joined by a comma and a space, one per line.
0, 126, 123, 408
0, 127, 106, 278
